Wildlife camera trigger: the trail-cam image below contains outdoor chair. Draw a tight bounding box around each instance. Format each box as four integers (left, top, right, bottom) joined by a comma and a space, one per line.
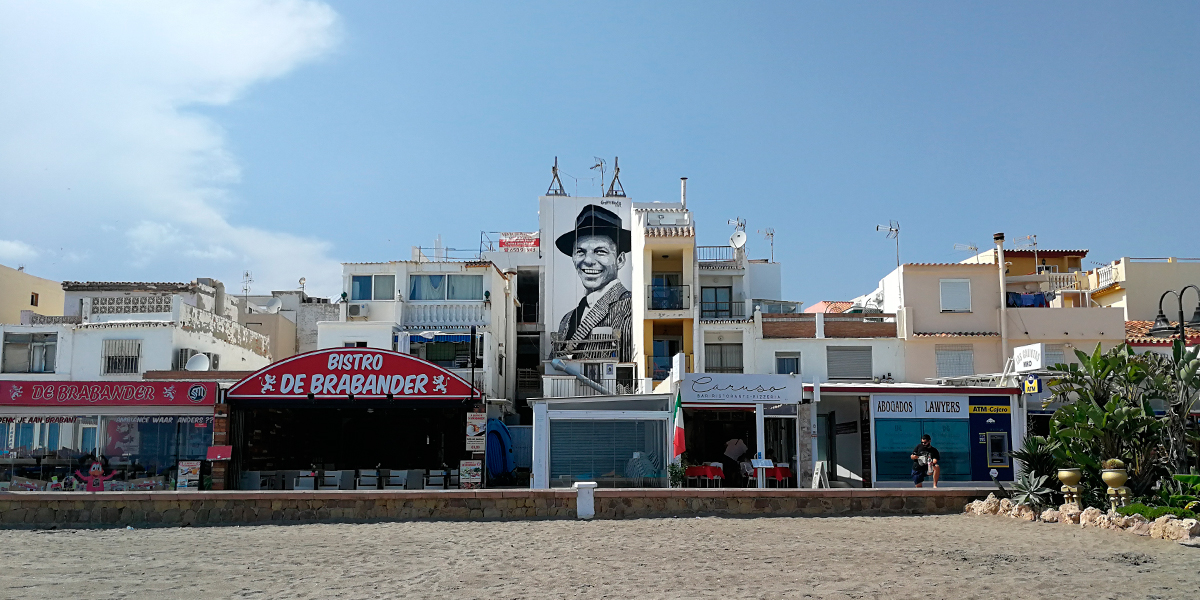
318, 471, 342, 490
382, 470, 406, 490
356, 469, 379, 490
294, 475, 316, 490
405, 469, 425, 490
448, 469, 460, 488
425, 469, 446, 489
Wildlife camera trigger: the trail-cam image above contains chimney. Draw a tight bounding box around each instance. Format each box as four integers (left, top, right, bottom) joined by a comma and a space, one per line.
680, 177, 688, 209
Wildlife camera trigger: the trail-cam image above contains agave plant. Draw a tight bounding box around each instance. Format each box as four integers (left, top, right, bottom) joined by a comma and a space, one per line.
1011, 471, 1055, 512
1009, 435, 1060, 479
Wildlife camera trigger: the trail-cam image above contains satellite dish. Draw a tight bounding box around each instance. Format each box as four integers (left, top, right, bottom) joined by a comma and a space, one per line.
185, 353, 210, 372
265, 298, 283, 314
730, 230, 747, 249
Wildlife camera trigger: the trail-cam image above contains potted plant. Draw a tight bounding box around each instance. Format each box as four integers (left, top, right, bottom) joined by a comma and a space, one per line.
1100, 458, 1128, 489
1056, 464, 1082, 488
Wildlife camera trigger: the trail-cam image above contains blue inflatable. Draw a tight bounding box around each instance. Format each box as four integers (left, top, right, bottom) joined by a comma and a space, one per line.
486, 418, 515, 478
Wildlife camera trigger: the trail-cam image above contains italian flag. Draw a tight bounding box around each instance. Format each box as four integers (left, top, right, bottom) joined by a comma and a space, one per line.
672, 391, 686, 458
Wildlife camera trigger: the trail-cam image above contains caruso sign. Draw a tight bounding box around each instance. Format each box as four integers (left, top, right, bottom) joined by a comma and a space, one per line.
682, 374, 802, 405
226, 348, 476, 401
0, 381, 216, 407
873, 395, 969, 419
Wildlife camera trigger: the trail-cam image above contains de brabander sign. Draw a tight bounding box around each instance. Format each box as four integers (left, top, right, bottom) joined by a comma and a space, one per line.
682, 374, 802, 405
227, 348, 476, 400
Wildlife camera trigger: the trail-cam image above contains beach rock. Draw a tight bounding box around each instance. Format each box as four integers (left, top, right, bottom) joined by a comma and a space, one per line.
964, 500, 983, 514
1080, 507, 1103, 528
1013, 504, 1036, 521
977, 494, 1001, 515
1157, 518, 1200, 542
1059, 505, 1082, 525
998, 499, 1014, 515
1149, 515, 1178, 539
1040, 509, 1060, 523
1123, 514, 1150, 536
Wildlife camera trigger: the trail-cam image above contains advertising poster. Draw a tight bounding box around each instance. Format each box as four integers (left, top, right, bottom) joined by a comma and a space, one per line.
459, 460, 482, 489
466, 412, 486, 451
541, 195, 633, 362
177, 460, 201, 490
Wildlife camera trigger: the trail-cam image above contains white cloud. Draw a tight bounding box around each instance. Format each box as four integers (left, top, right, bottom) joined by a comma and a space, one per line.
0, 240, 38, 262
0, 1, 343, 294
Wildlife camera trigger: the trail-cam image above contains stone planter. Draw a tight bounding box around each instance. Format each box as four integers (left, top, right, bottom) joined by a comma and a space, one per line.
1057, 468, 1082, 486
1101, 469, 1128, 488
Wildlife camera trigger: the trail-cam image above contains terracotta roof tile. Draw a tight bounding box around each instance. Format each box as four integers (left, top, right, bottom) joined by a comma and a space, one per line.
1125, 320, 1200, 345
804, 301, 852, 314
645, 226, 695, 237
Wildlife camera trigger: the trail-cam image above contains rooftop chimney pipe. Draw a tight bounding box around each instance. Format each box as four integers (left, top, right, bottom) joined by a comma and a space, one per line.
680, 177, 688, 209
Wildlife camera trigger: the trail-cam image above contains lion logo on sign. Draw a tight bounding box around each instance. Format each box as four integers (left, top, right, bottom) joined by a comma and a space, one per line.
260, 375, 276, 394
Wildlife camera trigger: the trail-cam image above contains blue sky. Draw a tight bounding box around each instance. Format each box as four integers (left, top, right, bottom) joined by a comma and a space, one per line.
2, 2, 1198, 303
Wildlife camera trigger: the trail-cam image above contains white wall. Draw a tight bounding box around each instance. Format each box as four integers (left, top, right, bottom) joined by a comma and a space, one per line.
748, 337, 906, 382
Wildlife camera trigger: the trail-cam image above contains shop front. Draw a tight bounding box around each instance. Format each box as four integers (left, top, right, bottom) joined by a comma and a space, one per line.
870, 391, 1018, 486
225, 347, 479, 490
0, 380, 217, 491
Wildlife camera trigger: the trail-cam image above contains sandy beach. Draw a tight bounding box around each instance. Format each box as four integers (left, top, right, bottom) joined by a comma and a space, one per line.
0, 514, 1196, 599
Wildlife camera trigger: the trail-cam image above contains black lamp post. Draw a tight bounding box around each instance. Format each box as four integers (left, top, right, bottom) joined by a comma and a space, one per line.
1148, 285, 1200, 341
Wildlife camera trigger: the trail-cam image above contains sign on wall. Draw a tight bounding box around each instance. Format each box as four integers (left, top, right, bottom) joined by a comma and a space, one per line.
499, 232, 540, 252
541, 196, 633, 362
0, 381, 216, 407
872, 395, 970, 419
226, 348, 476, 400
466, 412, 486, 451
1013, 343, 1045, 373
682, 374, 803, 404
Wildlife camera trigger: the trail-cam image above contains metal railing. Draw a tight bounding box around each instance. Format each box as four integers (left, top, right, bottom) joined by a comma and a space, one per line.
541, 376, 647, 398
704, 366, 744, 374
647, 354, 693, 381
700, 301, 746, 319
696, 246, 735, 262
517, 368, 541, 390
647, 285, 691, 310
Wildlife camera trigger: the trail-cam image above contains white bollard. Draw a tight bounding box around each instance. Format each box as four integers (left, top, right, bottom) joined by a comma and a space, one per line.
573, 481, 598, 520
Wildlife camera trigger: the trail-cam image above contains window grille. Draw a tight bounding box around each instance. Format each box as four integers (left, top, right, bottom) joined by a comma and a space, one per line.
935, 344, 975, 378
1044, 344, 1066, 369
103, 339, 142, 374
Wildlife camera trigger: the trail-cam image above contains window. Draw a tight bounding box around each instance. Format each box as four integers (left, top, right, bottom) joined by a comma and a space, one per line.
701, 287, 736, 318
826, 346, 872, 380
447, 275, 484, 300
373, 275, 396, 300
30, 292, 39, 307
344, 341, 368, 348
2, 333, 57, 373
935, 344, 975, 378
1036, 265, 1059, 274
939, 279, 972, 313
775, 352, 800, 375
351, 276, 373, 301
549, 419, 666, 488
410, 274, 483, 300
102, 339, 142, 374
705, 343, 743, 373
1044, 344, 1066, 369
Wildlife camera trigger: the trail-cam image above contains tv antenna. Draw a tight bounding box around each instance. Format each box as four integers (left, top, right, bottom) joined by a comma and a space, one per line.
546, 156, 567, 196
299, 277, 307, 293
1015, 234, 1038, 267
727, 217, 746, 232
241, 270, 253, 297
876, 220, 900, 267
759, 228, 775, 262
605, 156, 626, 197
953, 243, 980, 263
590, 157, 606, 196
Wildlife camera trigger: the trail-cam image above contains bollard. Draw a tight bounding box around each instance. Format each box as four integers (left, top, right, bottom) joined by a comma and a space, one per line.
573, 481, 598, 520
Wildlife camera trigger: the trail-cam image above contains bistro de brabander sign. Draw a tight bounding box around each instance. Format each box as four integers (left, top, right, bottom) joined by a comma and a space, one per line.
226, 347, 476, 400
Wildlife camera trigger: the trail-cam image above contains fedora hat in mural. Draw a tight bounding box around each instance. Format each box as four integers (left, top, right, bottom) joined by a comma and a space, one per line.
555, 204, 632, 256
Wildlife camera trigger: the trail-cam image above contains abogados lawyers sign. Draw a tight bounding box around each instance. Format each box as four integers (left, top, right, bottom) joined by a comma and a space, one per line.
682, 374, 802, 405
227, 348, 476, 400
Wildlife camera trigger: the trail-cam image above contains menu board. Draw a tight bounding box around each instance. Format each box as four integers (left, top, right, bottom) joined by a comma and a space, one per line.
176, 461, 201, 490
459, 460, 482, 489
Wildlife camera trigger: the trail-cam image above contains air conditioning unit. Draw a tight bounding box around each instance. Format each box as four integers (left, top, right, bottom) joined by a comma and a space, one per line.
204, 352, 220, 370
348, 303, 369, 318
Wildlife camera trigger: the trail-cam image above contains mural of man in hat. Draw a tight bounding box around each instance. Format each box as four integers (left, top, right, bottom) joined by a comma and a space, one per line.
555, 204, 633, 362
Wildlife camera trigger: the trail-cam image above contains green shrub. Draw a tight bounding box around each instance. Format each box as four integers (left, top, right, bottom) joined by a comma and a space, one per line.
1102, 458, 1125, 470
1116, 503, 1197, 521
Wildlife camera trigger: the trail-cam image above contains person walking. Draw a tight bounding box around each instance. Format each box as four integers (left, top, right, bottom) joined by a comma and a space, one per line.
910, 434, 940, 488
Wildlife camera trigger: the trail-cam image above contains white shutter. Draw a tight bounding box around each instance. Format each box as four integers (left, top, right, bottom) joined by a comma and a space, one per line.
939, 279, 972, 313
826, 346, 872, 380
935, 344, 975, 377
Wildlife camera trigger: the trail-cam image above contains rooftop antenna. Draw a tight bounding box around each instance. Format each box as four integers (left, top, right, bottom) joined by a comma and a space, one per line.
727, 217, 746, 232
590, 157, 606, 196
605, 156, 626, 197
759, 228, 775, 262
241, 270, 253, 296
299, 277, 307, 293
1015, 234, 1038, 268
953, 242, 980, 263
876, 220, 900, 267
546, 156, 567, 196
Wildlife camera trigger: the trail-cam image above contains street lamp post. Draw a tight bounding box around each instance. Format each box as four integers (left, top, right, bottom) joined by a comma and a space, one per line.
1148, 285, 1200, 341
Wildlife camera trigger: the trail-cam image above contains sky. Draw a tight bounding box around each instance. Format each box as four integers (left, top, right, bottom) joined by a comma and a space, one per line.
1, 1, 1198, 304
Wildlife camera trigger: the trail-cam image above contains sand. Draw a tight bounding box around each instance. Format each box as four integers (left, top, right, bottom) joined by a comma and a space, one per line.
0, 514, 1196, 599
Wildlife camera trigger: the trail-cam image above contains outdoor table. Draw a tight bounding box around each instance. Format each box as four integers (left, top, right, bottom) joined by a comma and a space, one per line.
763, 466, 793, 486
684, 465, 724, 486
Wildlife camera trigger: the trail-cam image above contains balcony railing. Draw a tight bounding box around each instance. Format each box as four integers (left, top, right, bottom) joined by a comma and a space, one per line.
696, 246, 734, 262
541, 376, 648, 398
704, 366, 744, 374
648, 354, 693, 381
1097, 265, 1116, 289
403, 301, 487, 328
647, 285, 691, 310
518, 300, 538, 324
700, 301, 746, 320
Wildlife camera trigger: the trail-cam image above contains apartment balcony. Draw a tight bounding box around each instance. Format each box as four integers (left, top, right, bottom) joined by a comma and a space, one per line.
700, 301, 746, 320
403, 301, 488, 328
541, 375, 650, 398
697, 246, 741, 270
648, 354, 692, 381
647, 285, 691, 311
